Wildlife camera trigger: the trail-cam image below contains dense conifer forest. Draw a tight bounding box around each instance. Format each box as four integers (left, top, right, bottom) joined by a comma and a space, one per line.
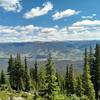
0, 44, 100, 100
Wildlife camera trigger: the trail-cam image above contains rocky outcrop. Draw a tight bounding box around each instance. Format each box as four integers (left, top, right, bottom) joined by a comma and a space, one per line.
8, 97, 25, 100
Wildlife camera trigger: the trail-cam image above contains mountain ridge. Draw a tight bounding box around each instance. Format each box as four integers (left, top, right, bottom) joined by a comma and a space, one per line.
0, 40, 99, 72
0, 40, 100, 60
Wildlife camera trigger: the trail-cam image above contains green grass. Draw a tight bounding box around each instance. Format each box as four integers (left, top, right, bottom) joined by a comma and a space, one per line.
0, 91, 10, 100
0, 90, 33, 100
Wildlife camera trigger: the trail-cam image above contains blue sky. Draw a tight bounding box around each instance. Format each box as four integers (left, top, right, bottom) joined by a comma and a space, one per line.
0, 0, 100, 42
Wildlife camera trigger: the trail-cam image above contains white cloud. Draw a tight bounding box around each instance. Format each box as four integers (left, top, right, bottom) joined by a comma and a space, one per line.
82, 16, 93, 19
0, 25, 42, 42
0, 0, 22, 12
73, 20, 100, 26
24, 2, 53, 19
52, 9, 80, 20
81, 14, 96, 19
0, 20, 100, 42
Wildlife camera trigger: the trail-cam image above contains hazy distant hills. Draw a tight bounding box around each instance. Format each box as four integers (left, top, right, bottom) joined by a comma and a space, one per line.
0, 40, 100, 72
0, 40, 100, 60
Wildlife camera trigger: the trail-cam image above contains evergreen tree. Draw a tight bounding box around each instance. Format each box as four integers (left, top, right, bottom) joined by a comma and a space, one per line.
89, 46, 95, 85
83, 48, 95, 100
29, 60, 38, 89
7, 55, 15, 89
44, 54, 60, 100
95, 44, 100, 100
11, 54, 24, 91
30, 67, 36, 90
39, 66, 46, 89
30, 67, 35, 81
0, 70, 6, 85
76, 76, 84, 97
25, 56, 28, 71
68, 64, 75, 95
24, 56, 30, 92
56, 72, 64, 94
60, 75, 65, 94
34, 60, 38, 89
65, 64, 69, 95
8, 55, 14, 72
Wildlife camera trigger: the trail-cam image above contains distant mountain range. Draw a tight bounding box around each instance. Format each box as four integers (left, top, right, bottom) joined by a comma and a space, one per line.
0, 40, 100, 72
0, 40, 100, 60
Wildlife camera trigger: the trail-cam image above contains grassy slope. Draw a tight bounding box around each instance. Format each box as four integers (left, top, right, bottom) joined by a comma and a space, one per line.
0, 90, 33, 100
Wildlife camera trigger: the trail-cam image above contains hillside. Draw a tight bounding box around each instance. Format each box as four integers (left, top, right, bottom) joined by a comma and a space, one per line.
0, 40, 100, 72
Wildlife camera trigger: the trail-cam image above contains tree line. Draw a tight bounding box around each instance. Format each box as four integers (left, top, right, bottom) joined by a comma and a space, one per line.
0, 44, 100, 100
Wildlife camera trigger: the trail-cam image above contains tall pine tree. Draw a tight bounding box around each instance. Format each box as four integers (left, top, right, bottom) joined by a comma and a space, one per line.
89, 46, 95, 86
95, 44, 100, 100
14, 54, 24, 91
0, 69, 6, 85
39, 66, 46, 89
68, 64, 75, 95
30, 60, 39, 90
24, 56, 30, 92
83, 48, 95, 100
76, 76, 84, 97
65, 64, 69, 95
8, 55, 15, 89
34, 60, 38, 89
44, 54, 60, 100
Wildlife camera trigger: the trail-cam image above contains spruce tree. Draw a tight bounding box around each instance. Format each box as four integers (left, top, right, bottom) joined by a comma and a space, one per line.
56, 72, 59, 84
34, 60, 38, 89
29, 60, 38, 89
44, 54, 60, 100
68, 64, 75, 95
65, 64, 69, 95
59, 74, 65, 94
24, 56, 30, 92
11, 54, 25, 91
25, 56, 28, 71
56, 72, 64, 93
89, 46, 95, 85
76, 76, 84, 97
39, 66, 46, 89
95, 44, 100, 100
30, 67, 35, 81
30, 67, 36, 90
8, 55, 14, 72
7, 55, 15, 89
83, 48, 95, 100
0, 70, 6, 85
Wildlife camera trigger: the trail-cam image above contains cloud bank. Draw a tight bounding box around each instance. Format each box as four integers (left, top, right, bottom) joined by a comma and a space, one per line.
24, 2, 53, 19
0, 20, 100, 42
52, 9, 80, 20
0, 0, 22, 12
